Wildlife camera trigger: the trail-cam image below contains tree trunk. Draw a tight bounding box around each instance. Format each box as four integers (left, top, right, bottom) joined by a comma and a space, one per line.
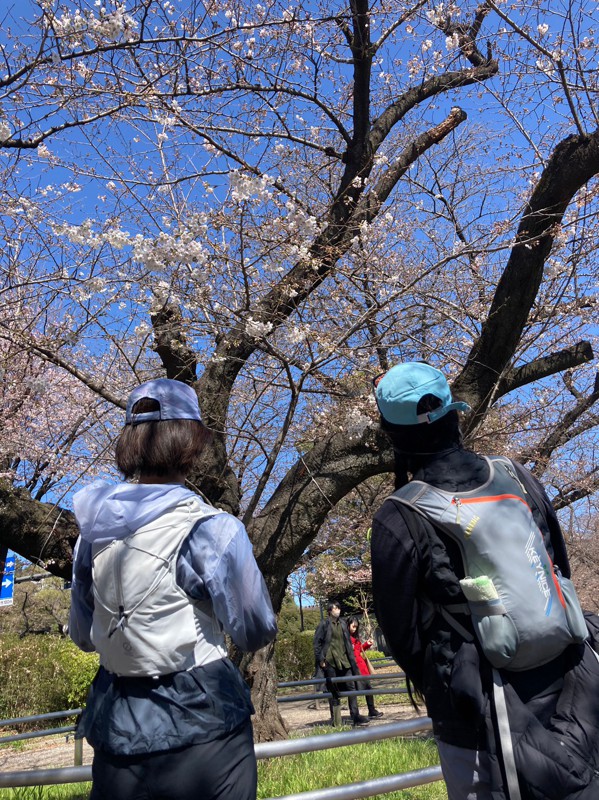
0, 485, 76, 579
239, 642, 288, 742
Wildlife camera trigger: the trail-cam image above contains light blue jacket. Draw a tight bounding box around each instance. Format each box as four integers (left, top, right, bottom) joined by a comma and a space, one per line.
69, 481, 277, 755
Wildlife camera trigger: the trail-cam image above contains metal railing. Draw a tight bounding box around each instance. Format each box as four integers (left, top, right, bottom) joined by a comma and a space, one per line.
0, 716, 442, 798
0, 709, 84, 765
0, 709, 82, 744
0, 671, 406, 748
276, 670, 407, 705
0, 665, 440, 798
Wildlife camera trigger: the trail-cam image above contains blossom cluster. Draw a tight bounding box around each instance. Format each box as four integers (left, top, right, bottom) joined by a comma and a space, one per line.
245, 317, 273, 339
49, 4, 138, 45
53, 220, 210, 270
229, 170, 275, 203
425, 2, 462, 27
342, 407, 372, 439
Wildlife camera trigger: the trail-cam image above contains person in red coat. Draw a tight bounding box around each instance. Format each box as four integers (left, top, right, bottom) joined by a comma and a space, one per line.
348, 617, 383, 718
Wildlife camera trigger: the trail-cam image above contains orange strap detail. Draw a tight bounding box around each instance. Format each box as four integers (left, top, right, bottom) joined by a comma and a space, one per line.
451, 494, 530, 507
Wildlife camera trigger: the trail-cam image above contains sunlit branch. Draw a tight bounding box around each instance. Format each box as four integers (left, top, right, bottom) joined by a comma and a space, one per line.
361, 107, 467, 219
495, 342, 594, 398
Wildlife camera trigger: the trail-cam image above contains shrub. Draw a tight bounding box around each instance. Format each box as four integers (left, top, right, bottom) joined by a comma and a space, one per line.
60, 646, 101, 708
366, 649, 385, 660
0, 635, 98, 722
275, 630, 315, 682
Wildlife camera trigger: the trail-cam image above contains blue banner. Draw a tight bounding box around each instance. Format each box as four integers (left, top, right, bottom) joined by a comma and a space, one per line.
0, 547, 15, 608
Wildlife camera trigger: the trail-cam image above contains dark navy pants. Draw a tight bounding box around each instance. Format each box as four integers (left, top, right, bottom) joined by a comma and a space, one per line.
89, 719, 257, 800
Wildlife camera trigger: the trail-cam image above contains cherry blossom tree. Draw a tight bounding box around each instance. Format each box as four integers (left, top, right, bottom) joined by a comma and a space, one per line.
0, 0, 599, 738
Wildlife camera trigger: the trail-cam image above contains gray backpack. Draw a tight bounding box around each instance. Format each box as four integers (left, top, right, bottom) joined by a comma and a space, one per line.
387, 456, 588, 671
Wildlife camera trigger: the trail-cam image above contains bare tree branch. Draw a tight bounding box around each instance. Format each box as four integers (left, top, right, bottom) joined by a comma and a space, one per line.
495, 341, 594, 398
454, 128, 599, 427
517, 372, 599, 476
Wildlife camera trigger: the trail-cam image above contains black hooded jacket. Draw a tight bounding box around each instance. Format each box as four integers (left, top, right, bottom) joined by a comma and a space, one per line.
371, 445, 599, 798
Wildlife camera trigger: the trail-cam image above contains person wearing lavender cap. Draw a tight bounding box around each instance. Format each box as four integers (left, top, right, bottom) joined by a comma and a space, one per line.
69, 378, 277, 800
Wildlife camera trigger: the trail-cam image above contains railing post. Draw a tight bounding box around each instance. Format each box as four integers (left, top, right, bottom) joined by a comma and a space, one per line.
74, 737, 83, 767
332, 704, 342, 727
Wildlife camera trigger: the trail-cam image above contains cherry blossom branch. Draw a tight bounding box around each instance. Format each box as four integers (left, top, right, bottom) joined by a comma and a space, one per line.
361, 106, 467, 218
0, 325, 125, 409
486, 0, 585, 136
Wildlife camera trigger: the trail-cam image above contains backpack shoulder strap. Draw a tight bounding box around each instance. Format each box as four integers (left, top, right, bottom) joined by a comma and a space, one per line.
383, 481, 431, 564
490, 456, 554, 537
385, 480, 461, 544
488, 455, 539, 508
383, 481, 473, 639
385, 480, 438, 512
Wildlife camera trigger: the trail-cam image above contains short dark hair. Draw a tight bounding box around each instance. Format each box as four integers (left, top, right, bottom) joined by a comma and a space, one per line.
115, 398, 212, 479
327, 601, 340, 614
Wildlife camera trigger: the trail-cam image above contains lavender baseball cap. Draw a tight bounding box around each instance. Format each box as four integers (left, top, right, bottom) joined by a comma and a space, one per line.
125, 379, 202, 425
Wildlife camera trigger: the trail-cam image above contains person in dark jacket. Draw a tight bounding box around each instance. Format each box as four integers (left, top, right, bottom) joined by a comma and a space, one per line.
313, 602, 370, 726
370, 361, 599, 800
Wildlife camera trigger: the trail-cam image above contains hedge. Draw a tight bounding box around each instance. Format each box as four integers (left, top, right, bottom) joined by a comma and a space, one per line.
0, 634, 98, 722
0, 632, 388, 721
275, 630, 316, 682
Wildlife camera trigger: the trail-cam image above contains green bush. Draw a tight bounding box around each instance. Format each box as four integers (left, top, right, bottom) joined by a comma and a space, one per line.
0, 635, 98, 722
275, 630, 315, 682
61, 646, 101, 708
366, 649, 385, 660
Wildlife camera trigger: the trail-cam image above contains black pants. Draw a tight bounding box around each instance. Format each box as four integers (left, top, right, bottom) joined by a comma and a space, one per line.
90, 719, 257, 800
323, 664, 360, 719
359, 677, 377, 714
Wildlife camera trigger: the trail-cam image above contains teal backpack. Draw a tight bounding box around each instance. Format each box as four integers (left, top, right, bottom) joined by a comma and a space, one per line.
386, 456, 588, 671
387, 456, 591, 800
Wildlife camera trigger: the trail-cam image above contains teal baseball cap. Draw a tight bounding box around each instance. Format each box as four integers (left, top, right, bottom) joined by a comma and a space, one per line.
373, 362, 470, 425
125, 379, 202, 425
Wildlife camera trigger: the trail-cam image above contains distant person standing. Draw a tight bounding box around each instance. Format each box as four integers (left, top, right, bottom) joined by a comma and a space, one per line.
313, 602, 370, 726
347, 617, 383, 719
69, 378, 277, 800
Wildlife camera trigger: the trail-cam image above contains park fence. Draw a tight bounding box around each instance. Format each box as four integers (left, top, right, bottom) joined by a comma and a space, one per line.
278, 668, 406, 702
0, 718, 441, 798
0, 669, 444, 798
